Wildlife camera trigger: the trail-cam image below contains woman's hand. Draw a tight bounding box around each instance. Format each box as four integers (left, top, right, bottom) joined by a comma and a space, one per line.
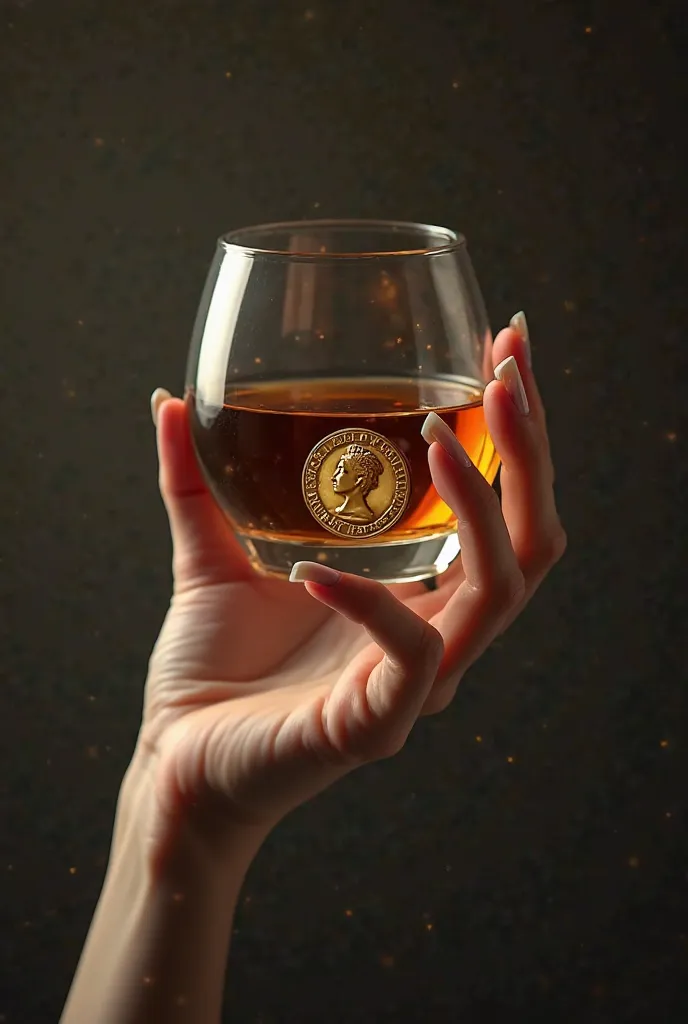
140, 315, 566, 849
63, 313, 565, 1024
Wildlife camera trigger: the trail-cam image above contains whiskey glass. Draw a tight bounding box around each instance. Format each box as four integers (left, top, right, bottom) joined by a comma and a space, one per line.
185, 220, 500, 584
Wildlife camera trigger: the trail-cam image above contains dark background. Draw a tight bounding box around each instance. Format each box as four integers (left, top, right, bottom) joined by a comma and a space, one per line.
1, 0, 686, 1021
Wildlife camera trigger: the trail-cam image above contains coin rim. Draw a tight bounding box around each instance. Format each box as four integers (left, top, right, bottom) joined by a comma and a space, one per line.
301, 427, 411, 539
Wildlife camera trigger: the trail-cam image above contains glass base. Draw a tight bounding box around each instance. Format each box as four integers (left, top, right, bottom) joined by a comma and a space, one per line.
236, 531, 460, 584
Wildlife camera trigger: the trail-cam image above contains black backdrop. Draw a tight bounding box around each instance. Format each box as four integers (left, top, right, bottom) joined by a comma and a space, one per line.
1, 1, 686, 1021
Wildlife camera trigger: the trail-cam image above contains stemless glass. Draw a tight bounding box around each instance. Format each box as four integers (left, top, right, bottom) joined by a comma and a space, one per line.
185, 220, 500, 583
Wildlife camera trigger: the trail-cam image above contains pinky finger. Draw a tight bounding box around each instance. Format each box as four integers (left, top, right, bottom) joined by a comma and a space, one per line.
289, 561, 444, 758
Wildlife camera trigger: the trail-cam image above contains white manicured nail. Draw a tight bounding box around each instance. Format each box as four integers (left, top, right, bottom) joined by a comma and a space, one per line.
510, 310, 532, 367
151, 387, 172, 426
421, 412, 472, 467
289, 561, 341, 585
495, 356, 529, 416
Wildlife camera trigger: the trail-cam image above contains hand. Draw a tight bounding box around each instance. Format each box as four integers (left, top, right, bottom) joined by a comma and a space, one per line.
139, 316, 565, 849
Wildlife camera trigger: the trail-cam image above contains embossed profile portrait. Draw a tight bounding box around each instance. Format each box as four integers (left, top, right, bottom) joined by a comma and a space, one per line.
331, 443, 385, 523
302, 428, 410, 538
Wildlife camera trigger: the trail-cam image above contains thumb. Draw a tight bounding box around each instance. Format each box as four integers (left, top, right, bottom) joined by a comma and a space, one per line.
152, 389, 252, 589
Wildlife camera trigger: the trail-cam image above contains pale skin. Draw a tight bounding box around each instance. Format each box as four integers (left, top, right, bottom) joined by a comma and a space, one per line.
62, 318, 566, 1023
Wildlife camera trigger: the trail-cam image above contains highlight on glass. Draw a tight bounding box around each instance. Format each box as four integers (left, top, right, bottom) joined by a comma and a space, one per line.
185, 220, 499, 583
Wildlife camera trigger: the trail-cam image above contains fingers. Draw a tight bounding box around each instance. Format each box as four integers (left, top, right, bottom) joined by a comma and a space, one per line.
418, 416, 526, 713
487, 317, 567, 589
422, 415, 521, 599
289, 562, 443, 758
420, 315, 566, 714
153, 390, 253, 590
494, 314, 548, 440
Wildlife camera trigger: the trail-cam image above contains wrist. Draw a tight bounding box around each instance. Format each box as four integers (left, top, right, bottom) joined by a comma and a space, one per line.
62, 751, 266, 1024
113, 747, 267, 888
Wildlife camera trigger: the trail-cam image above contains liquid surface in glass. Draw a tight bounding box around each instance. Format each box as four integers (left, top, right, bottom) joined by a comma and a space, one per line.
188, 376, 499, 549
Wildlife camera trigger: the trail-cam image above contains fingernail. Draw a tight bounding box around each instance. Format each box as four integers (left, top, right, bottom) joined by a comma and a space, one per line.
421, 412, 472, 467
495, 356, 530, 416
150, 387, 172, 426
289, 561, 341, 585
510, 310, 532, 367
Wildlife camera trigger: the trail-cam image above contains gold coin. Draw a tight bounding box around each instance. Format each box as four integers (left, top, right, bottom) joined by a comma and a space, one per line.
302, 428, 411, 539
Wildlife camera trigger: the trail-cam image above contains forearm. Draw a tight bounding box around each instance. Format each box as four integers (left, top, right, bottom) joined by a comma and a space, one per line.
61, 755, 264, 1024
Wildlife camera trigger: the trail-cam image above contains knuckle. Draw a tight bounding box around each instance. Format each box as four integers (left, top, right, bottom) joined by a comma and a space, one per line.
550, 524, 568, 563
486, 570, 526, 617
526, 524, 567, 577
427, 693, 452, 715
416, 625, 444, 673
545, 452, 557, 486
331, 717, 406, 766
421, 682, 458, 717
392, 624, 443, 678
373, 730, 408, 761
481, 482, 503, 515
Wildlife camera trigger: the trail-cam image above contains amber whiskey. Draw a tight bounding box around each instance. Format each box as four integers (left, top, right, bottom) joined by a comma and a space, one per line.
187, 376, 499, 581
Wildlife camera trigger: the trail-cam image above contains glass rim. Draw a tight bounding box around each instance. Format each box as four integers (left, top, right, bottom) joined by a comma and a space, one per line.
218, 219, 467, 261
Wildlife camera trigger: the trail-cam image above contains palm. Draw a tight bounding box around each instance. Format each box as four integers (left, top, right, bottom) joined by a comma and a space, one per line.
147, 316, 565, 828
142, 571, 457, 825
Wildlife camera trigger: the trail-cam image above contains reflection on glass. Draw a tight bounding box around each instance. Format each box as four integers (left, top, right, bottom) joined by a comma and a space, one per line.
185, 220, 499, 583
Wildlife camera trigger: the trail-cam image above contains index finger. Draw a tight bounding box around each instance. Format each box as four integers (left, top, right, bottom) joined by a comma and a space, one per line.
289, 562, 444, 759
